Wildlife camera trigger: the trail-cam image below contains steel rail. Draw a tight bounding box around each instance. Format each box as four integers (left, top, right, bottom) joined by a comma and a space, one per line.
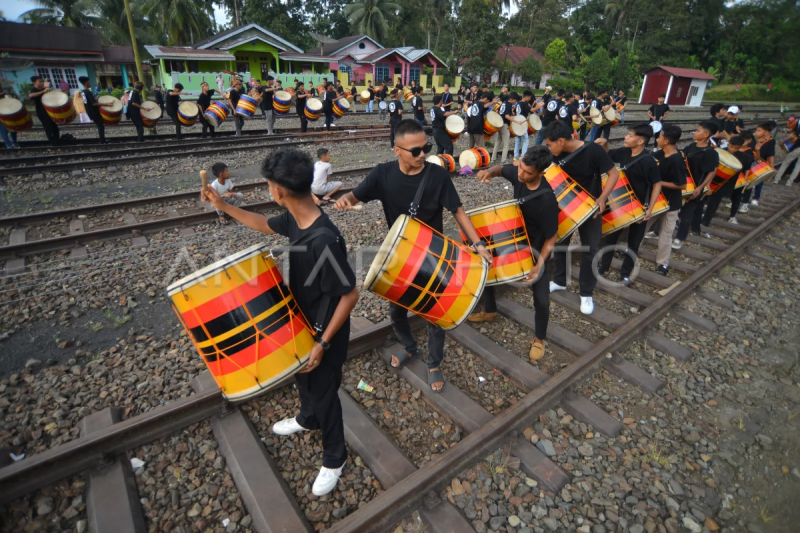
324, 189, 800, 533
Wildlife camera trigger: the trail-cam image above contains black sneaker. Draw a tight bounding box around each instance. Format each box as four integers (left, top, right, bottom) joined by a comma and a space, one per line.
691, 231, 701, 237
655, 265, 669, 276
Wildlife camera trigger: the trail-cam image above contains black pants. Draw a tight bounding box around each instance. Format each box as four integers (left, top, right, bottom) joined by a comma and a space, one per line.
389, 302, 444, 370
128, 113, 143, 142
730, 187, 744, 218
294, 347, 347, 469
199, 115, 215, 138
324, 109, 334, 132
701, 191, 731, 226
481, 260, 550, 339
599, 220, 647, 278
39, 115, 60, 145
92, 117, 106, 143
168, 112, 182, 139
389, 118, 401, 147
598, 123, 611, 140
299, 113, 308, 133
234, 115, 244, 136
553, 215, 602, 296
432, 128, 453, 155
579, 124, 587, 141
676, 196, 704, 241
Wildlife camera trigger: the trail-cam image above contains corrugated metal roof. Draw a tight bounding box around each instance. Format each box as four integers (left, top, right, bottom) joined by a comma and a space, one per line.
309, 35, 376, 56
0, 21, 103, 55
359, 48, 409, 63
144, 45, 235, 60
100, 45, 135, 64
649, 65, 716, 80
495, 46, 544, 65
279, 52, 337, 63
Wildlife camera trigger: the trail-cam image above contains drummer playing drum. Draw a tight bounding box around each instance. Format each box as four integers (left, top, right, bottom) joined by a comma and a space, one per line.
468, 146, 560, 362
202, 148, 359, 497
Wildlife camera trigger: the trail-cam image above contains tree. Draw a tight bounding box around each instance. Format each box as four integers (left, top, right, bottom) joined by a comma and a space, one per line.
515, 54, 543, 86
604, 0, 636, 45
143, 0, 214, 45
344, 0, 401, 43
449, 0, 502, 81
544, 38, 567, 73
84, 0, 154, 46
583, 46, 613, 89
18, 0, 89, 26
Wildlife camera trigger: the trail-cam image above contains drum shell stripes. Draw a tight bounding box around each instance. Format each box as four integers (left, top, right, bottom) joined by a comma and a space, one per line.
542, 164, 598, 241
459, 147, 490, 170
461, 200, 535, 286
483, 111, 503, 138
0, 97, 33, 132
364, 215, 488, 330
235, 94, 259, 117
527, 114, 542, 135
333, 98, 350, 118
746, 161, 777, 189
42, 91, 75, 125
98, 95, 123, 125
709, 147, 743, 194
273, 91, 292, 115
167, 244, 315, 402
141, 104, 162, 129
648, 192, 670, 217
177, 101, 200, 126
304, 98, 323, 121
426, 154, 456, 173
600, 169, 646, 236
204, 102, 228, 128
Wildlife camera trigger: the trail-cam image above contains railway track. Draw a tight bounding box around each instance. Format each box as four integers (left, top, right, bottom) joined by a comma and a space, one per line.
0, 182, 796, 532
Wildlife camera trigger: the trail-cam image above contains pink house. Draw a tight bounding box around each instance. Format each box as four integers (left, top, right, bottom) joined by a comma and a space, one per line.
309, 35, 447, 86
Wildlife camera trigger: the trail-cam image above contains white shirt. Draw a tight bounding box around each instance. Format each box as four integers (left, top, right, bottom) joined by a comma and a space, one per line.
313, 161, 332, 191
211, 178, 234, 195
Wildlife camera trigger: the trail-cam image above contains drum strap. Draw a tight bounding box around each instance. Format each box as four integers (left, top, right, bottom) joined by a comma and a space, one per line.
409, 163, 433, 219
621, 152, 652, 172
518, 187, 555, 205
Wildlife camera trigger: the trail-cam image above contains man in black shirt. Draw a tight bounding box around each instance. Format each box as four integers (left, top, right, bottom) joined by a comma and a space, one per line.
197, 81, 217, 139
469, 146, 560, 361
227, 79, 247, 137
440, 83, 453, 109
647, 94, 671, 148
154, 85, 164, 112
596, 125, 661, 284
387, 89, 403, 147
79, 75, 112, 144
708, 103, 727, 146
336, 80, 345, 96
166, 83, 185, 140
334, 120, 491, 392
543, 120, 618, 315
466, 91, 488, 149
411, 90, 425, 126
673, 121, 719, 248
28, 75, 60, 145
701, 136, 745, 227
648, 124, 686, 275
323, 82, 341, 133
295, 82, 311, 133
499, 86, 510, 103
774, 117, 800, 185
430, 94, 459, 155
127, 81, 145, 143
202, 147, 358, 498
595, 90, 614, 141
367, 82, 375, 113
537, 88, 562, 145
491, 92, 519, 164
729, 133, 755, 222
377, 82, 388, 122
722, 106, 745, 143
615, 90, 628, 124
557, 92, 577, 126
513, 90, 533, 161
542, 86, 553, 104
261, 76, 276, 135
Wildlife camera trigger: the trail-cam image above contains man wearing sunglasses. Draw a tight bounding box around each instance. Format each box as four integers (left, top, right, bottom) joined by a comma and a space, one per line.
335, 120, 492, 393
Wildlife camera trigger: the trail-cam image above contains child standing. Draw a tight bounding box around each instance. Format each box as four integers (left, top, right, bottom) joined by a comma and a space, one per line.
649, 124, 687, 275
312, 149, 343, 202
209, 162, 244, 224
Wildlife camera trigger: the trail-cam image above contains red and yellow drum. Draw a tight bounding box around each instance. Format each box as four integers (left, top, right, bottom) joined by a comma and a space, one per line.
273, 91, 291, 115
304, 98, 323, 121
364, 215, 488, 330
0, 97, 33, 132
648, 192, 670, 218
483, 111, 503, 138
445, 115, 464, 140
360, 90, 371, 105
746, 161, 777, 189
177, 101, 200, 126
42, 91, 75, 125
167, 243, 315, 402
204, 102, 228, 128
708, 148, 743, 194
459, 147, 490, 170
509, 120, 527, 138
403, 90, 414, 101
333, 97, 350, 117
426, 154, 456, 173
681, 155, 697, 199
600, 169, 646, 236
141, 103, 162, 129
543, 164, 598, 241
98, 95, 123, 125
527, 114, 542, 135
460, 200, 534, 286
734, 171, 747, 189
235, 94, 259, 117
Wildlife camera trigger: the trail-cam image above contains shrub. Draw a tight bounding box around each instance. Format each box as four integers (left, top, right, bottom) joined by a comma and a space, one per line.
111, 88, 125, 99
705, 81, 800, 103
547, 76, 585, 93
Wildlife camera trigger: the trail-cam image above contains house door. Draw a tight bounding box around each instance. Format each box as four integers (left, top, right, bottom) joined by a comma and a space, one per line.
261, 62, 271, 80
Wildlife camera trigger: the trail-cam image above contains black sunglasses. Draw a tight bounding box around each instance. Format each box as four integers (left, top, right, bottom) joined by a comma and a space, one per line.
396, 143, 433, 157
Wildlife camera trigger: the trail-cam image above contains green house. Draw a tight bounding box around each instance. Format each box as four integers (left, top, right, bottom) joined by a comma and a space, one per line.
145, 24, 337, 95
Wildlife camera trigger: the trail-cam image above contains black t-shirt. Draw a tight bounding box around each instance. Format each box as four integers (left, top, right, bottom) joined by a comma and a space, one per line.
499, 166, 559, 252
266, 211, 356, 365
734, 149, 755, 182
723, 118, 744, 135
388, 99, 403, 121
368, 89, 375, 101
616, 96, 627, 107
412, 95, 425, 120
352, 162, 462, 233
166, 91, 180, 114
542, 93, 552, 104
295, 89, 306, 114
336, 85, 345, 95
261, 86, 274, 110
649, 103, 670, 121
483, 90, 495, 102
758, 138, 775, 161
197, 89, 216, 111
516, 101, 530, 118
30, 88, 50, 120
441, 92, 452, 106
499, 93, 509, 103
497, 101, 512, 125
683, 143, 719, 185
81, 89, 100, 121
324, 89, 337, 111
431, 106, 447, 129
559, 102, 577, 123
542, 98, 561, 126
155, 91, 164, 106
128, 89, 142, 117
553, 142, 615, 198
228, 88, 243, 109
608, 148, 660, 205
655, 151, 688, 211
466, 102, 484, 134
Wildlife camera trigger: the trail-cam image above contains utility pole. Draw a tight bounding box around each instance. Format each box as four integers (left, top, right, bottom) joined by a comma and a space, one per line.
124, 0, 145, 84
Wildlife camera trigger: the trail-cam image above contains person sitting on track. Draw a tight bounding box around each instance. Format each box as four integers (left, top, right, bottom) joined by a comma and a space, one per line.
207, 162, 244, 225
468, 146, 560, 362
312, 148, 342, 203
202, 147, 359, 497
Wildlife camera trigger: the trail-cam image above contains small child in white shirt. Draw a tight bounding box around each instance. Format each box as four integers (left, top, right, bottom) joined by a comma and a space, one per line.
209, 162, 244, 224
311, 148, 342, 202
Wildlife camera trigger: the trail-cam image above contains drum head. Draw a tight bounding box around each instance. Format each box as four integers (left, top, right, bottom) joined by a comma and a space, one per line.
275, 90, 291, 101
0, 97, 23, 114
306, 98, 322, 112
338, 98, 351, 110
445, 115, 464, 134
426, 155, 443, 166
179, 101, 199, 117
649, 120, 662, 133
589, 107, 601, 118
528, 114, 542, 130
166, 242, 272, 295
98, 95, 123, 112
604, 108, 616, 121
459, 150, 478, 169
485, 111, 503, 129
42, 91, 68, 107
361, 90, 371, 99
510, 121, 527, 137
379, 101, 387, 109
141, 103, 161, 120
715, 147, 743, 171
364, 215, 409, 290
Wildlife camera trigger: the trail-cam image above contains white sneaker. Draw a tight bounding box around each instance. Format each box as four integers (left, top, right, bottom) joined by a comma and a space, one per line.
272, 417, 308, 436
312, 463, 345, 496
549, 282, 566, 293
750, 199, 759, 206
729, 217, 738, 224
671, 239, 682, 250
580, 296, 594, 315
644, 231, 658, 239
740, 204, 749, 213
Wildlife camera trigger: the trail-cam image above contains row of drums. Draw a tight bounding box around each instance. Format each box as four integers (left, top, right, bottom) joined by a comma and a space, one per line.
439, 113, 543, 143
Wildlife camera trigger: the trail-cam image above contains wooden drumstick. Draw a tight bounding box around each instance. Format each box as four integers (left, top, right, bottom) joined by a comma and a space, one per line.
200, 170, 209, 192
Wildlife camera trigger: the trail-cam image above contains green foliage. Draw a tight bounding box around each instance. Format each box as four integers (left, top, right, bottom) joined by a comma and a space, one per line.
610, 49, 638, 92
515, 55, 544, 86
142, 0, 214, 45
705, 80, 800, 103
544, 38, 567, 73
111, 88, 124, 99
450, 0, 502, 81
344, 0, 401, 43
547, 76, 584, 93
584, 46, 612, 90
18, 82, 34, 101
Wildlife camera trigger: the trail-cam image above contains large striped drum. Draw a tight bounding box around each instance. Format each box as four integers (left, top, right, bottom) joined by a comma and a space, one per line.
426, 154, 456, 173
98, 95, 123, 125
708, 148, 743, 194
483, 111, 503, 138
167, 243, 315, 402
42, 91, 75, 125
543, 164, 598, 241
403, 90, 414, 101
746, 161, 777, 189
509, 120, 527, 138
460, 200, 534, 286
459, 147, 490, 170
333, 97, 350, 118
445, 115, 464, 140
140, 103, 162, 129
204, 102, 228, 128
681, 154, 697, 199
235, 94, 258, 117
600, 169, 646, 236
0, 97, 33, 132
364, 215, 488, 330
273, 91, 292, 115
527, 114, 542, 135
360, 90, 371, 104
177, 101, 200, 126
647, 192, 670, 218
304, 98, 323, 121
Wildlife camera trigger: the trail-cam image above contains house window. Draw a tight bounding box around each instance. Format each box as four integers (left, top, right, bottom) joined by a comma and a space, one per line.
359, 42, 366, 50
166, 60, 185, 73
236, 62, 249, 73
338, 63, 350, 74
408, 64, 420, 83
675, 87, 682, 98
376, 63, 390, 82
36, 67, 80, 90
187, 61, 199, 73
689, 86, 699, 99
64, 68, 78, 88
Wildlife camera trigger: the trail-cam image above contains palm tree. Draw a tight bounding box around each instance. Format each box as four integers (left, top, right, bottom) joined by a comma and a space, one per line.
344, 0, 401, 43
142, 0, 214, 45
18, 0, 88, 26
84, 0, 155, 46
604, 0, 636, 46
